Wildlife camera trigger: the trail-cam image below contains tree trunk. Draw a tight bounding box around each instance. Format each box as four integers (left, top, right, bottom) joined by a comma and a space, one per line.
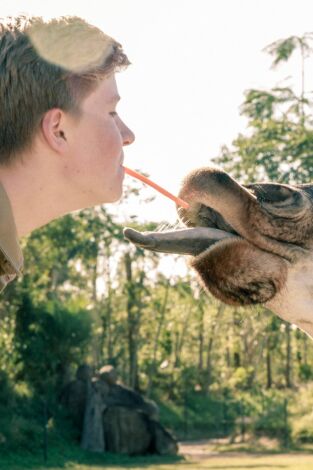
100, 244, 113, 364
303, 334, 308, 365
234, 352, 241, 368
285, 323, 292, 388
173, 331, 181, 368
125, 253, 143, 391
91, 245, 99, 304
198, 303, 205, 372
204, 304, 225, 393
266, 341, 272, 389
173, 306, 193, 368
147, 280, 170, 397
225, 338, 231, 368
204, 334, 214, 393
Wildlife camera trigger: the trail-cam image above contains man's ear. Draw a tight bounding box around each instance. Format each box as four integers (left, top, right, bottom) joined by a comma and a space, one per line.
41, 108, 68, 153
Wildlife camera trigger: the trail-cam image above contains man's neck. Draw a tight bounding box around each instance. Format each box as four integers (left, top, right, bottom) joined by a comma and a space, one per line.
0, 151, 77, 238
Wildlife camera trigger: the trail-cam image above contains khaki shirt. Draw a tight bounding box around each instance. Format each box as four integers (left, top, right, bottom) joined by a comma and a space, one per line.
0, 183, 23, 292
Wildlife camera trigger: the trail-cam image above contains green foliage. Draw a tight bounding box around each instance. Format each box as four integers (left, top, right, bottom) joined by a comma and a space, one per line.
290, 384, 313, 444
0, 370, 13, 405
252, 397, 290, 442
0, 376, 41, 453
228, 366, 255, 390
264, 34, 313, 67
14, 293, 92, 395
292, 413, 313, 443
214, 32, 313, 184
158, 392, 237, 439
299, 364, 313, 382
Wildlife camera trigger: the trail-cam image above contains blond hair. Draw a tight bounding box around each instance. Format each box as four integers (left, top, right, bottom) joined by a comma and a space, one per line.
0, 15, 130, 164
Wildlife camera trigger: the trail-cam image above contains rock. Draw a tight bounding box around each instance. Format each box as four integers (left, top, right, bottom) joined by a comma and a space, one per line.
151, 420, 178, 455
60, 364, 177, 456
98, 365, 117, 385
104, 383, 154, 415
59, 364, 92, 432
103, 406, 152, 455
76, 364, 93, 382
143, 398, 159, 420
81, 379, 109, 452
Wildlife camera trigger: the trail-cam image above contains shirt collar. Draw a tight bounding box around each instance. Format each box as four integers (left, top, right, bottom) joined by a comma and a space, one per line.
0, 182, 23, 275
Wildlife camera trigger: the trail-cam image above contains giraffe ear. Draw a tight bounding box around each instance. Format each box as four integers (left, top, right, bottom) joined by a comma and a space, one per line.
245, 183, 308, 218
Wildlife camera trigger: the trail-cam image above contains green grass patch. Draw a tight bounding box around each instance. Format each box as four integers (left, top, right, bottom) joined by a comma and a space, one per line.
3, 452, 313, 470
0, 444, 182, 470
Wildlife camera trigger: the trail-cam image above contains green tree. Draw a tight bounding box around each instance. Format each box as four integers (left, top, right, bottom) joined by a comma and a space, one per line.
215, 33, 313, 184
14, 292, 92, 396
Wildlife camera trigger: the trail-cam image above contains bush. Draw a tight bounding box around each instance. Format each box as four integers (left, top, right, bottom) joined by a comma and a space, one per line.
0, 391, 43, 454
299, 364, 313, 382
158, 392, 237, 439
239, 391, 291, 444
0, 370, 13, 406
14, 294, 92, 395
252, 405, 290, 442
0, 386, 78, 455
228, 367, 255, 390
290, 384, 313, 444
292, 413, 313, 443
4, 415, 43, 452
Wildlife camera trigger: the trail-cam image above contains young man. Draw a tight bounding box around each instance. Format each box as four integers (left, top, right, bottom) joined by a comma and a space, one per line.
0, 15, 135, 291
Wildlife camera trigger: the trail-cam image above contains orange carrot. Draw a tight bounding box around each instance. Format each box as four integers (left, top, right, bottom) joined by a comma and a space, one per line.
123, 166, 190, 209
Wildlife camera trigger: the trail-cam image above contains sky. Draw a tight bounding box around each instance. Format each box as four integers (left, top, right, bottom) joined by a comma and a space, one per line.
2, 0, 313, 227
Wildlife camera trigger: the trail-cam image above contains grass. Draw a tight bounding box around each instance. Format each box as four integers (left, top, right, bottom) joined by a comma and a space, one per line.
3, 453, 313, 470
61, 454, 313, 470
2, 439, 313, 470
0, 448, 182, 470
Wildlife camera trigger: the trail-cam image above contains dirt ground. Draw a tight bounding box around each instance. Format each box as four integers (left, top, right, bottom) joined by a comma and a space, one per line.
179, 437, 313, 458
179, 439, 222, 459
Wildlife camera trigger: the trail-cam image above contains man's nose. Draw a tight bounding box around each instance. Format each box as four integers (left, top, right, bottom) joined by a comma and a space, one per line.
119, 118, 135, 146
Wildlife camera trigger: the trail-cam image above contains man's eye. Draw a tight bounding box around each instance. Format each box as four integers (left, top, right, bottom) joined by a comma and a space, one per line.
110, 111, 117, 117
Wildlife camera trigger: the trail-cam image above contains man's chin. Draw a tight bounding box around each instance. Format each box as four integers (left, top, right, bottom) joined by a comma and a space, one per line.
105, 167, 125, 203
104, 186, 123, 204
107, 194, 122, 204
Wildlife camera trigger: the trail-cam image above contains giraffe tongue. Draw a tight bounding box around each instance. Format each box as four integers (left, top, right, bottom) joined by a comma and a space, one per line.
123, 226, 236, 256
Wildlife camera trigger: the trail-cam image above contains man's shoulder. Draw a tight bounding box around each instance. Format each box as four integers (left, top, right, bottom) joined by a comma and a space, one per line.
0, 183, 23, 292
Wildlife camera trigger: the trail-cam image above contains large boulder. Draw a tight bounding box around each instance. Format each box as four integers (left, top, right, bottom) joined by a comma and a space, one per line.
150, 420, 178, 455
105, 383, 159, 418
60, 364, 177, 456
103, 406, 152, 455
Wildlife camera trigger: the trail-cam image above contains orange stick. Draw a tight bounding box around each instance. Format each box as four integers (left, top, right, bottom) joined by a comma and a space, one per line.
123, 166, 190, 209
